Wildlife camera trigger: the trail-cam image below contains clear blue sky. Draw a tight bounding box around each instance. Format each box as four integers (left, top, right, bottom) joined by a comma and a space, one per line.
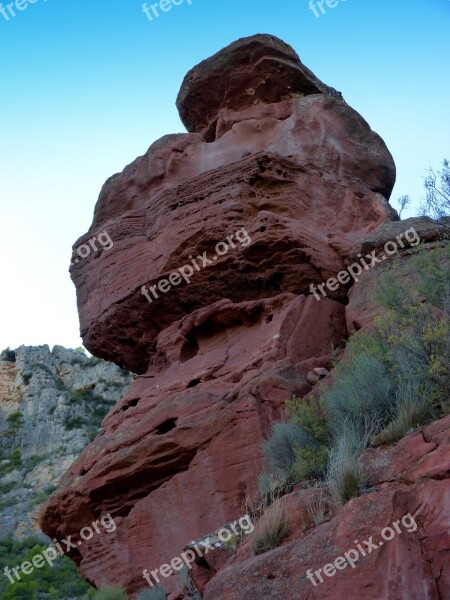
1, 0, 449, 350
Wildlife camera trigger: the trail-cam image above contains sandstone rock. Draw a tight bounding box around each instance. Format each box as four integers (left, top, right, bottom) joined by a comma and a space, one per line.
176, 34, 342, 141
73, 36, 396, 374
40, 294, 347, 596
202, 416, 450, 600
41, 34, 401, 596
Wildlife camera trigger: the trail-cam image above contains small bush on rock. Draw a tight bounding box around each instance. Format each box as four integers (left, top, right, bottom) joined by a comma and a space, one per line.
136, 585, 167, 599
0, 347, 16, 362
286, 399, 330, 480
321, 353, 394, 438
262, 421, 306, 483
92, 586, 128, 600
250, 496, 289, 555
326, 423, 367, 505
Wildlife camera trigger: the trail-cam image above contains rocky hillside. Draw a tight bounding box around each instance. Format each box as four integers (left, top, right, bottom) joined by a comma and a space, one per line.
0, 345, 132, 540
38, 34, 450, 599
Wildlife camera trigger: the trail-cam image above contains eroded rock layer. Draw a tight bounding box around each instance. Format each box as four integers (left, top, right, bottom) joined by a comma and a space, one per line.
40, 34, 400, 596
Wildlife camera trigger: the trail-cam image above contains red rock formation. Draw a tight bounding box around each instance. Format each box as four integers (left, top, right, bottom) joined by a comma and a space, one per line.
40, 34, 401, 596
202, 415, 450, 600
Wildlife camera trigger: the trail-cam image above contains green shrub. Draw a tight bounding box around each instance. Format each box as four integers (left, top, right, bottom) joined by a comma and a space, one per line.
305, 490, 329, 525
136, 584, 167, 599
25, 454, 46, 471
258, 472, 286, 496
64, 416, 87, 430
376, 244, 450, 401
250, 497, 289, 555
326, 423, 367, 505
262, 422, 306, 482
4, 411, 24, 437
321, 353, 394, 438
286, 400, 330, 480
0, 481, 16, 495
70, 389, 102, 403
0, 536, 93, 598
92, 586, 128, 600
372, 379, 433, 446
0, 448, 22, 477
0, 348, 16, 362
6, 411, 23, 425
34, 362, 54, 376
31, 491, 51, 507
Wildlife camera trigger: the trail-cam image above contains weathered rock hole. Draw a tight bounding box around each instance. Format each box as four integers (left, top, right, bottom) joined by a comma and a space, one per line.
155, 418, 178, 435
180, 330, 200, 363
122, 398, 140, 412
195, 556, 212, 570
187, 379, 201, 388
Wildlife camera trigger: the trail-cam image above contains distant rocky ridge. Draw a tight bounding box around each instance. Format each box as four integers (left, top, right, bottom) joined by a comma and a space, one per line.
0, 345, 132, 540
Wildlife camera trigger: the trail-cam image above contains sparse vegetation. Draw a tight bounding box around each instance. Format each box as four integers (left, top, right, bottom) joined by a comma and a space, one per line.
326, 423, 367, 505
257, 239, 450, 512
0, 481, 17, 495
4, 411, 24, 437
0, 448, 22, 476
0, 347, 16, 362
372, 379, 433, 446
286, 400, 330, 480
65, 387, 112, 437
261, 421, 306, 484
179, 564, 201, 599
34, 362, 55, 377
305, 490, 329, 524
258, 472, 286, 496
249, 495, 289, 555
91, 586, 128, 600
64, 415, 87, 430
136, 585, 168, 599
24, 454, 46, 472
31, 491, 51, 507
420, 158, 450, 219
321, 353, 394, 439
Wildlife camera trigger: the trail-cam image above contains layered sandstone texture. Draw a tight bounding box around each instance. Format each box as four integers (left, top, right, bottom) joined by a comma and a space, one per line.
40, 34, 399, 596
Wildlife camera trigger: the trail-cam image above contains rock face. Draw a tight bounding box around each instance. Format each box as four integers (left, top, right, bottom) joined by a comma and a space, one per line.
202, 415, 450, 600
346, 216, 450, 332
0, 345, 132, 540
40, 34, 401, 596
